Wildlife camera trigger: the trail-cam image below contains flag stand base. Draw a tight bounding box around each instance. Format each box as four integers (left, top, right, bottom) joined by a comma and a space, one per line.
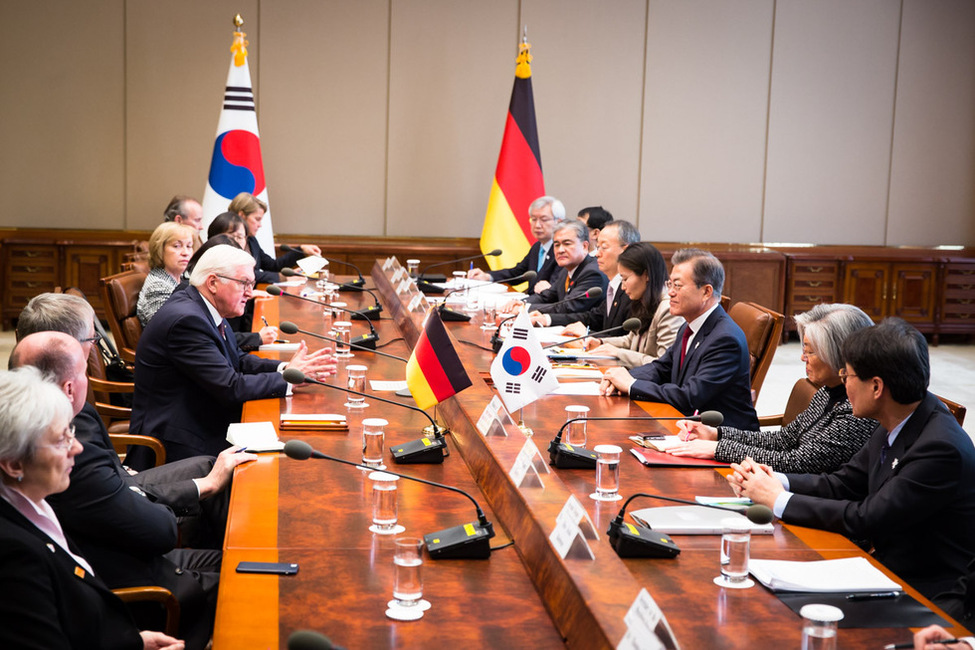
517, 409, 534, 437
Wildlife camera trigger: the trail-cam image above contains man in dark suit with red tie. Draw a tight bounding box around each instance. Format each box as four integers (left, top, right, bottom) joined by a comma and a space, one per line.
599, 248, 758, 430
468, 195, 563, 294
729, 318, 975, 602
131, 245, 336, 464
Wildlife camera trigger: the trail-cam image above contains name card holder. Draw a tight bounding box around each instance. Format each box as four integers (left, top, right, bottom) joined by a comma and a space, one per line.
615, 588, 678, 650
549, 495, 597, 560
476, 396, 515, 437
508, 437, 549, 488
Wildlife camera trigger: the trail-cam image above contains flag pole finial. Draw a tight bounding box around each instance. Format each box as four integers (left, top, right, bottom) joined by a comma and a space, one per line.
516, 27, 532, 79
522, 25, 528, 44
233, 13, 244, 29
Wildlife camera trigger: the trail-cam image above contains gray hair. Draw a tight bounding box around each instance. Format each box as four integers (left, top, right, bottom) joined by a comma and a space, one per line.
189, 245, 256, 288
0, 367, 72, 464
529, 196, 566, 222
554, 219, 590, 246
795, 303, 874, 373
16, 293, 95, 342
671, 248, 724, 297
603, 220, 640, 247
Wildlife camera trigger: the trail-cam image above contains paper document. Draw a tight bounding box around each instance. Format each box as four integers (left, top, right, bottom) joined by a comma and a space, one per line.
628, 435, 683, 452
552, 382, 603, 396
226, 421, 284, 452
748, 557, 902, 593
258, 342, 301, 352
630, 505, 774, 535
370, 380, 409, 392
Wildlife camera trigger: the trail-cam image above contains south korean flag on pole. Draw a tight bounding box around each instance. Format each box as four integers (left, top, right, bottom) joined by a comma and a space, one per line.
490, 311, 560, 412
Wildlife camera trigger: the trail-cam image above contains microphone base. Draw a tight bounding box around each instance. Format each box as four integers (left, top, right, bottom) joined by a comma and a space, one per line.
417, 279, 445, 295
338, 278, 366, 291
351, 333, 378, 351
547, 441, 598, 469
351, 305, 383, 321
490, 334, 503, 354
438, 306, 471, 323
390, 436, 446, 464
423, 522, 494, 560
607, 521, 681, 558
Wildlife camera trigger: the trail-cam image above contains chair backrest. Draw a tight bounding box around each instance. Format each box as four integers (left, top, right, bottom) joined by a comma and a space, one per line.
727, 300, 785, 404
781, 378, 819, 427
100, 270, 147, 359
935, 393, 967, 427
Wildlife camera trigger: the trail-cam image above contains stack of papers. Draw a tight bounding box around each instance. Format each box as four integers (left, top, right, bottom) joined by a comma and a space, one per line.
748, 557, 902, 593
226, 421, 284, 452
279, 413, 348, 432
628, 434, 682, 452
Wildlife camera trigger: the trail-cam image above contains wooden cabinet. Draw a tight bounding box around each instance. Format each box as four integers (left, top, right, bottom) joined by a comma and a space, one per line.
5, 244, 60, 323
64, 245, 127, 315
940, 261, 975, 335
787, 259, 841, 316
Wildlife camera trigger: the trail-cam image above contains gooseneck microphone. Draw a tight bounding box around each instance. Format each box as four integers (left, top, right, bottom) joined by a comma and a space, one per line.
283, 439, 495, 559
279, 321, 407, 363
287, 629, 345, 650
416, 249, 503, 294
606, 492, 775, 558
278, 249, 366, 290
265, 284, 379, 350
489, 286, 604, 353
541, 317, 642, 350
279, 270, 383, 320
547, 411, 724, 469
437, 270, 537, 323
282, 369, 447, 464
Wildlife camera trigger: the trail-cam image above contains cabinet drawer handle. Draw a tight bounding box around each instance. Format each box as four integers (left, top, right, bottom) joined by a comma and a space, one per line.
25, 281, 41, 288
807, 281, 822, 288
960, 284, 974, 291
804, 296, 823, 303
23, 250, 40, 258
807, 267, 823, 273
24, 266, 38, 273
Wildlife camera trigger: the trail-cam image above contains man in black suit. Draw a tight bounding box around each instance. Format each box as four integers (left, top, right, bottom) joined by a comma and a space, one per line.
10, 331, 244, 650
730, 318, 975, 601
599, 248, 759, 430
468, 195, 564, 294
131, 245, 335, 463
504, 218, 608, 316
532, 220, 640, 334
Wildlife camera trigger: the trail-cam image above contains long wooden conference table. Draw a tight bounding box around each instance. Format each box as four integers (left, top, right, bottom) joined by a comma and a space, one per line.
212, 261, 971, 648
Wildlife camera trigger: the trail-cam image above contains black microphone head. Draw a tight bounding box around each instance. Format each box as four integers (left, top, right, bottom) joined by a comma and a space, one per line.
283, 440, 314, 461
745, 504, 774, 525
281, 268, 298, 277
279, 321, 300, 335
266, 284, 283, 296
699, 410, 724, 427
622, 317, 642, 333
488, 249, 502, 256
523, 270, 537, 281
585, 287, 603, 299
282, 368, 307, 385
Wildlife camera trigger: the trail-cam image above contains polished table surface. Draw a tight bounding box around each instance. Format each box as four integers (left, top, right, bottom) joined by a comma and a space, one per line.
213, 266, 971, 649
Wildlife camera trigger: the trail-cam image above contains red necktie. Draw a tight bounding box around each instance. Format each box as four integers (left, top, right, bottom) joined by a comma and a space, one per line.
679, 326, 692, 368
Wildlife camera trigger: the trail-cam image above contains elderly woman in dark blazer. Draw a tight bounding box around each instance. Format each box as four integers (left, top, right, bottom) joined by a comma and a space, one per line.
0, 368, 183, 650
667, 303, 878, 474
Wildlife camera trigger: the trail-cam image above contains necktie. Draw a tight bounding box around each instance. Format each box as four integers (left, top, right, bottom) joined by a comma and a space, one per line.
606, 283, 615, 316
537, 246, 547, 272
880, 440, 891, 467
679, 326, 693, 368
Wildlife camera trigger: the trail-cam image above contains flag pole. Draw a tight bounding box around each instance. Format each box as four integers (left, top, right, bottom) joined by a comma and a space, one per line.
518, 407, 534, 437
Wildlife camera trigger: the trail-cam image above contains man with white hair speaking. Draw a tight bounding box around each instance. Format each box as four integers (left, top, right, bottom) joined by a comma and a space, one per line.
131, 245, 335, 465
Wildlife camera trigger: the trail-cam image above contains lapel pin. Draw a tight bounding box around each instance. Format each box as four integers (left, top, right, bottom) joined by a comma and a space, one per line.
891, 458, 899, 470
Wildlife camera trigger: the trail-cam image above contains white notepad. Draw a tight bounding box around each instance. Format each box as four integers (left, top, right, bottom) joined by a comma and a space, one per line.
748, 557, 902, 593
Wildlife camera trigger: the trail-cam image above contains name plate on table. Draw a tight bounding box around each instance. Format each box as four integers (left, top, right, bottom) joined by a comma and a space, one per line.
549, 495, 596, 560
397, 278, 413, 295
509, 437, 549, 488
407, 293, 424, 312
616, 588, 676, 650
476, 396, 515, 437
391, 266, 406, 282
382, 256, 395, 271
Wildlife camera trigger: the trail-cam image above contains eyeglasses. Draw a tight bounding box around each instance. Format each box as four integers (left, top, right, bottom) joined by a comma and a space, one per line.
45, 424, 77, 451
216, 274, 257, 290
528, 216, 554, 224
79, 332, 102, 345
838, 368, 858, 384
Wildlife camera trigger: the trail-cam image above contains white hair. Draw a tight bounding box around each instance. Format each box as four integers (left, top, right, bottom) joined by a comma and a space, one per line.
0, 367, 72, 463
189, 245, 256, 288
529, 196, 566, 221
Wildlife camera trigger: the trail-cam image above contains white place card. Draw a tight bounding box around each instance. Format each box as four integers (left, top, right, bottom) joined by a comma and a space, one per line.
549, 496, 596, 561
408, 293, 423, 311
555, 494, 598, 541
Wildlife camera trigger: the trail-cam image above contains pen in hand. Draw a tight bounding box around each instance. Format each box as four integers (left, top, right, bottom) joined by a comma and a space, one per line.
885, 640, 961, 650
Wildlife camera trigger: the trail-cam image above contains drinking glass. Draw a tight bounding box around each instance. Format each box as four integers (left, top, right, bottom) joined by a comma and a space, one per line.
361, 418, 387, 469
714, 517, 754, 588
564, 405, 590, 447
591, 444, 622, 501
800, 604, 843, 650
332, 320, 353, 358
329, 301, 348, 321
368, 471, 401, 535
480, 300, 497, 330
406, 259, 420, 278
386, 537, 428, 621
345, 365, 368, 408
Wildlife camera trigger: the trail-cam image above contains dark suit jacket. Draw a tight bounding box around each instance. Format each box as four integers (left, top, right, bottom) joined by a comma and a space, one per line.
783, 392, 975, 600
549, 281, 632, 332
0, 498, 142, 650
489, 240, 557, 294
628, 305, 759, 430
132, 285, 287, 461
247, 235, 303, 284
525, 254, 608, 315
934, 557, 975, 626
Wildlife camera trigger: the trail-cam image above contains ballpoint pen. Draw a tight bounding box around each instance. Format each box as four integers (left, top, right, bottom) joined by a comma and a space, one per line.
884, 640, 960, 650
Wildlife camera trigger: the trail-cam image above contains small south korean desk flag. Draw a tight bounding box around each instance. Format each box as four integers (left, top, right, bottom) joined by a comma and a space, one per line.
490, 311, 559, 412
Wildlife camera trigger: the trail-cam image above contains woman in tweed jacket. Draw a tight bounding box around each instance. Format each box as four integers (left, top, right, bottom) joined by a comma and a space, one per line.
667, 303, 877, 474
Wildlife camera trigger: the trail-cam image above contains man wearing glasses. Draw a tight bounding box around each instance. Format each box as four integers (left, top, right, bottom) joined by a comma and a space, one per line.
599, 248, 759, 430
468, 195, 564, 294
131, 245, 336, 465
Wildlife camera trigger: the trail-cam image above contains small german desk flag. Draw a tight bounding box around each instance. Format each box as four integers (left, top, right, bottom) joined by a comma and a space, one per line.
406, 309, 473, 410
479, 36, 545, 272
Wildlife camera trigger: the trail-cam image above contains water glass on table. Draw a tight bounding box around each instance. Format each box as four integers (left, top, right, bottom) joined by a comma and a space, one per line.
591, 444, 622, 501
368, 471, 403, 536
564, 405, 590, 447
800, 604, 843, 650
361, 418, 387, 469
332, 320, 353, 358
345, 364, 368, 408
386, 537, 430, 621
714, 517, 754, 589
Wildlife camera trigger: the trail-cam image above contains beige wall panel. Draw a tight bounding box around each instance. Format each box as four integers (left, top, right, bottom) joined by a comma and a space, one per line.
0, 1, 125, 229
386, 0, 519, 238
887, 0, 975, 247
520, 0, 647, 226
259, 1, 389, 237
763, 0, 900, 245
126, 1, 255, 230
639, 0, 773, 243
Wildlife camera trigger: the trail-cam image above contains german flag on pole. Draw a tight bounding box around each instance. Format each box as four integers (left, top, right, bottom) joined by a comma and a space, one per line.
479, 36, 545, 271
406, 309, 473, 410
